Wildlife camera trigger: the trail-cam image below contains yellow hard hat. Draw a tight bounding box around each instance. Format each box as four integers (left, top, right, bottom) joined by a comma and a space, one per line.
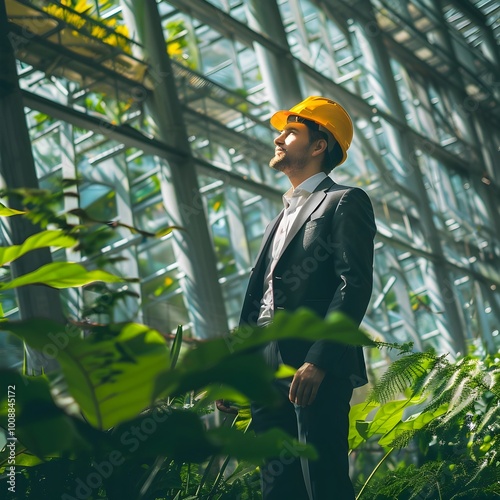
270, 96, 353, 165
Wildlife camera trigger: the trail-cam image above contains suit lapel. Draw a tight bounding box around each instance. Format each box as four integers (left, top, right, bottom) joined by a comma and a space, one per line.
274, 176, 334, 261
252, 211, 283, 272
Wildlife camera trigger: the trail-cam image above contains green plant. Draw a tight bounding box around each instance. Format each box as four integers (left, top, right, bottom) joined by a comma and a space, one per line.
349, 343, 500, 499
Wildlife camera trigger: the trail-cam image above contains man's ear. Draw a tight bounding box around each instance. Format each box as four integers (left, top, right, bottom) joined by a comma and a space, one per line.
311, 139, 328, 157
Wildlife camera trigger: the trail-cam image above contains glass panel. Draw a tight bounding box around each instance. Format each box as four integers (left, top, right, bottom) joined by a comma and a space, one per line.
143, 292, 190, 335
32, 128, 62, 176
137, 238, 176, 278
131, 175, 161, 205
80, 184, 117, 221
135, 201, 170, 235
127, 153, 158, 181
142, 270, 182, 301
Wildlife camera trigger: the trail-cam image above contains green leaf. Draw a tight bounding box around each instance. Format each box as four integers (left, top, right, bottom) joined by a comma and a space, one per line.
367, 398, 419, 438
4, 321, 171, 430
0, 318, 70, 351
169, 325, 183, 370
231, 309, 375, 355
194, 384, 250, 409
0, 262, 123, 290
0, 230, 77, 266
208, 427, 317, 463
348, 396, 431, 451
0, 203, 25, 216
275, 364, 297, 378
155, 225, 184, 238
0, 371, 89, 457
155, 351, 278, 406
348, 401, 379, 450
151, 310, 372, 408
60, 323, 171, 429
378, 402, 449, 447
225, 461, 259, 485
115, 407, 218, 462
0, 447, 44, 468
181, 309, 374, 373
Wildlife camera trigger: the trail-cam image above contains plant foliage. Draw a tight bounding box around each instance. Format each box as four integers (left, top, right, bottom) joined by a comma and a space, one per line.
350, 343, 500, 499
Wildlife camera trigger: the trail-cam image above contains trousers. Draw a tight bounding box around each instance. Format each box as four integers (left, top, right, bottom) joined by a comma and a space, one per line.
251, 372, 354, 500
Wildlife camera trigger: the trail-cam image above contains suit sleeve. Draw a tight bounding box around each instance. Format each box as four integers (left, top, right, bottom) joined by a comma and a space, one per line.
304, 188, 376, 371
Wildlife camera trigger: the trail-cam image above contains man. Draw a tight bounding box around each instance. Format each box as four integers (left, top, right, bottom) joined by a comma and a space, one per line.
218, 96, 376, 499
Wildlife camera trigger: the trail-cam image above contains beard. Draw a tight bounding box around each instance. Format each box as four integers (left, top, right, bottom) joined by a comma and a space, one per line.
269, 151, 286, 171
269, 149, 308, 173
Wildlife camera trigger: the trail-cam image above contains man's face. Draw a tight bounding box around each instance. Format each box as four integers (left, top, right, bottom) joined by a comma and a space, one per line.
269, 122, 313, 172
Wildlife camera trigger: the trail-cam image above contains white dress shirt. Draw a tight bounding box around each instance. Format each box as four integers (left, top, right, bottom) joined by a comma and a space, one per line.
257, 172, 328, 326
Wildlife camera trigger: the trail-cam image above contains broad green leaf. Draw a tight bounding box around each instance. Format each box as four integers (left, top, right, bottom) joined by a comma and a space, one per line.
4, 321, 170, 430
240, 309, 376, 351
0, 262, 123, 290
181, 309, 374, 373
349, 400, 380, 424
378, 402, 449, 447
0, 318, 71, 351
57, 323, 171, 429
152, 310, 372, 409
275, 364, 296, 378
6, 317, 273, 430
209, 427, 317, 463
366, 398, 418, 437
348, 396, 429, 451
194, 384, 250, 408
114, 407, 218, 462
0, 203, 25, 216
155, 351, 279, 406
349, 401, 379, 450
0, 371, 88, 457
226, 461, 260, 485
0, 230, 77, 266
0, 447, 44, 468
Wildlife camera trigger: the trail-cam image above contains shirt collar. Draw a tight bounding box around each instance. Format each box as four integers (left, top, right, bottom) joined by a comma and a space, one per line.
283, 172, 328, 207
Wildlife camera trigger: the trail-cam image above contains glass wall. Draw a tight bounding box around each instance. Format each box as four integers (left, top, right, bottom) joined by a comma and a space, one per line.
2, 0, 499, 363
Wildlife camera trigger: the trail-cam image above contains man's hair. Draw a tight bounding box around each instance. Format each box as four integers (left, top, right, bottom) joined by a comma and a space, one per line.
307, 127, 343, 174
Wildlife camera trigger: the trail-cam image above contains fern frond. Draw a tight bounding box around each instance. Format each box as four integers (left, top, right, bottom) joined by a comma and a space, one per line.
486, 366, 500, 400
476, 401, 500, 434
388, 428, 419, 449
441, 383, 481, 426
421, 357, 455, 396
368, 351, 436, 404
375, 341, 415, 354
423, 359, 487, 422
361, 461, 443, 499
362, 457, 499, 500
464, 459, 489, 487
412, 353, 449, 396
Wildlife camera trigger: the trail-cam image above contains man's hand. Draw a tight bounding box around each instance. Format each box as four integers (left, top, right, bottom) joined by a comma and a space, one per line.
216, 399, 239, 415
289, 362, 326, 406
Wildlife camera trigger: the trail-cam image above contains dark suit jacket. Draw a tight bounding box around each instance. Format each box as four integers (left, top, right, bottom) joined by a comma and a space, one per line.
239, 176, 376, 387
